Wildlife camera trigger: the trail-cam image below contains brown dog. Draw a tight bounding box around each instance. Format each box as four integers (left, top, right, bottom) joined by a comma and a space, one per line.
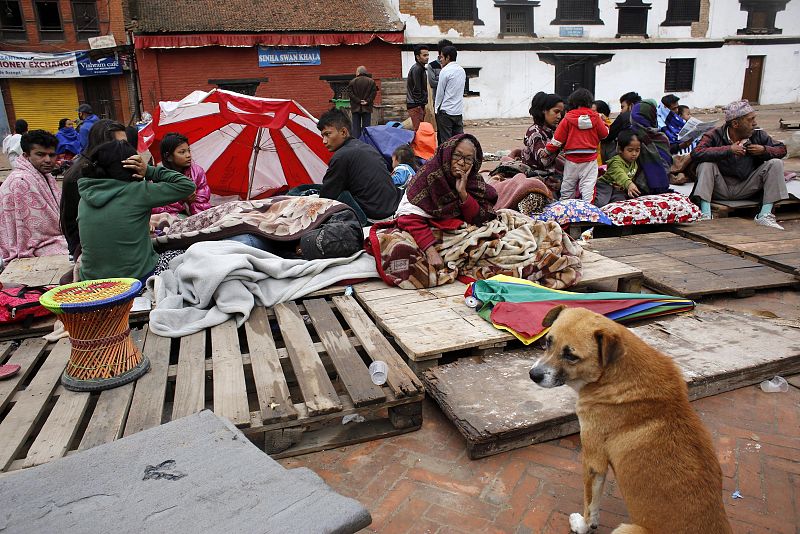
529, 306, 731, 534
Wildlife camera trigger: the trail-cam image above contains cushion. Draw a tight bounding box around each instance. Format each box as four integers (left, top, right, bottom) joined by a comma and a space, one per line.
601, 192, 703, 226
533, 199, 613, 226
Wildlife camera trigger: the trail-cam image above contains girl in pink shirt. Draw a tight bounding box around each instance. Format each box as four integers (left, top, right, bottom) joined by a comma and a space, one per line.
152, 132, 211, 216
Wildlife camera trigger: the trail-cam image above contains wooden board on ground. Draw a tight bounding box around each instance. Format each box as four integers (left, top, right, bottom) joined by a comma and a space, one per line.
589, 232, 798, 298
353, 250, 642, 366
710, 198, 799, 219
421, 308, 800, 459
674, 217, 800, 275
0, 294, 424, 473
0, 255, 149, 342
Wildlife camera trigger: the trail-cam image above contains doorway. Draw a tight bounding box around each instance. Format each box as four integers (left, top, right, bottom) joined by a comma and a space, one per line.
742, 55, 764, 103
81, 77, 115, 120
537, 54, 614, 98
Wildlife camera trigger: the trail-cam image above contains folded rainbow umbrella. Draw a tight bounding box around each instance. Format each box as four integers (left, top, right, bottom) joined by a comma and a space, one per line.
464, 275, 695, 344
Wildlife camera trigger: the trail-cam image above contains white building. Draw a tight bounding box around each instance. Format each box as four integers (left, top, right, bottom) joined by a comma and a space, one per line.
393, 0, 800, 118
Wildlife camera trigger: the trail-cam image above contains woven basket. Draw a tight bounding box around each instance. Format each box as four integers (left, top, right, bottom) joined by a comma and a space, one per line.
40, 278, 150, 392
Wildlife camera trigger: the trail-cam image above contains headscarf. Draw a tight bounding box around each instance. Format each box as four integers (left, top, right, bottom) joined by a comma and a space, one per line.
630, 100, 672, 194
405, 133, 497, 223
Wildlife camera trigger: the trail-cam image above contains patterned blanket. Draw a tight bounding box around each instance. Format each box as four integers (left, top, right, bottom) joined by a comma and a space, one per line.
153, 196, 352, 250
367, 209, 583, 289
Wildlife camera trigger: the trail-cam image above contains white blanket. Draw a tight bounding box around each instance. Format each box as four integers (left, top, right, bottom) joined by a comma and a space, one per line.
147, 240, 379, 337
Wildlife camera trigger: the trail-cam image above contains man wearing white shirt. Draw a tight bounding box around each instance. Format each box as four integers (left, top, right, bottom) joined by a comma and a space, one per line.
2, 119, 27, 169
434, 45, 466, 145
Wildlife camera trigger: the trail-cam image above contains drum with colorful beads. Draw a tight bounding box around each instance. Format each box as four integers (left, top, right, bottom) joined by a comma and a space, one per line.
40, 278, 150, 392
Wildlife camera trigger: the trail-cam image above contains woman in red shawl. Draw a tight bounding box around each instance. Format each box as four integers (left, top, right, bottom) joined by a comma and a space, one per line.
396, 133, 497, 268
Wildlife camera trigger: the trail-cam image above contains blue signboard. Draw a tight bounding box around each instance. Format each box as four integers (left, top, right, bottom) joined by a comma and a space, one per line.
75, 52, 122, 76
258, 46, 321, 67
559, 26, 584, 37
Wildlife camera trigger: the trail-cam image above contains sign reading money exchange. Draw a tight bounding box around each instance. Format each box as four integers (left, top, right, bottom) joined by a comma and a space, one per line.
258, 46, 321, 67
0, 50, 122, 78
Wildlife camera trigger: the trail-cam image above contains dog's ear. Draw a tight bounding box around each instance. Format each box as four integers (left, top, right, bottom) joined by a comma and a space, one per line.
542, 305, 566, 327
594, 330, 624, 368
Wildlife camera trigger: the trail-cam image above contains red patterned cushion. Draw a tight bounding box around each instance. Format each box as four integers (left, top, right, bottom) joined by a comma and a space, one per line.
601, 193, 702, 226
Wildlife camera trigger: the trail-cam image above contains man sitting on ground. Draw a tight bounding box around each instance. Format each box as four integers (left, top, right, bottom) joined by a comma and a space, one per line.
0, 130, 68, 261
317, 109, 401, 226
691, 100, 788, 229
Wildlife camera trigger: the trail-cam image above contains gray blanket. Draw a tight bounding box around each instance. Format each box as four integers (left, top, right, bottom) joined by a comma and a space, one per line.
147, 240, 378, 337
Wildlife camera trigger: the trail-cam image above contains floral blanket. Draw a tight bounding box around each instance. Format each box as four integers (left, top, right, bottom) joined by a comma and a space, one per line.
367, 209, 583, 290
152, 196, 352, 250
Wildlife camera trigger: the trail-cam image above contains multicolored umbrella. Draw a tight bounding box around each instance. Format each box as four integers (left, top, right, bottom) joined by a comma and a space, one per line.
465, 275, 695, 344
142, 89, 331, 199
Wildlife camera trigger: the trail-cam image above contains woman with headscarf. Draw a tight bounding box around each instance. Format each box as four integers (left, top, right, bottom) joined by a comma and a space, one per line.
629, 100, 672, 195
519, 92, 565, 196
395, 133, 497, 269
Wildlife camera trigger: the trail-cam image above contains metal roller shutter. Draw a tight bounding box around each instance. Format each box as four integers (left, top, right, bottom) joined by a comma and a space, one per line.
9, 79, 79, 132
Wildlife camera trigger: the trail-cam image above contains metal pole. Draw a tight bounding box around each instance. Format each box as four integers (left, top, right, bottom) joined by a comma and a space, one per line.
247, 127, 263, 200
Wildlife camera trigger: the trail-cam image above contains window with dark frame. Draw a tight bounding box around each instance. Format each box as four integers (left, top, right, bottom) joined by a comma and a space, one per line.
664, 58, 695, 92
662, 0, 700, 26
0, 0, 26, 40
72, 0, 100, 41
500, 5, 534, 35
552, 0, 602, 24
463, 67, 481, 97
35, 0, 64, 40
738, 0, 787, 35
616, 0, 650, 37
433, 0, 473, 20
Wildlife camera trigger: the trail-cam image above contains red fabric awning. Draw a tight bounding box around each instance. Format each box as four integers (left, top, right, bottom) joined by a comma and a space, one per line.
134, 32, 404, 49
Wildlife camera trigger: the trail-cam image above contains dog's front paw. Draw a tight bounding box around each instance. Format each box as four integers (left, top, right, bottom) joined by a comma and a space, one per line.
569, 513, 593, 534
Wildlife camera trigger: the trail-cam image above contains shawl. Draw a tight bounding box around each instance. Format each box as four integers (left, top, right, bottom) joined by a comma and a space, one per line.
405, 133, 497, 224
152, 162, 212, 216
55, 127, 82, 155
0, 156, 68, 261
630, 100, 672, 194
520, 121, 563, 173
486, 173, 552, 210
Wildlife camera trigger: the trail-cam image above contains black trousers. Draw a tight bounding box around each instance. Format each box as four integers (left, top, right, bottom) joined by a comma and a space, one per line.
351, 112, 372, 140
436, 111, 464, 145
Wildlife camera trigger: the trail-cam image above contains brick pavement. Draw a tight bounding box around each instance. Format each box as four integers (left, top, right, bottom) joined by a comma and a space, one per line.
281, 380, 800, 533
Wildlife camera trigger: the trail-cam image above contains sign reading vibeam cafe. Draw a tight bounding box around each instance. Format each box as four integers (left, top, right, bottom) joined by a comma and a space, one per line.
258, 46, 321, 67
0, 50, 122, 78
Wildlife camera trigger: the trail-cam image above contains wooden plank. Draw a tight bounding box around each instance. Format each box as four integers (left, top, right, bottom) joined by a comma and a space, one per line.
274, 302, 341, 416
171, 331, 206, 420
0, 338, 48, 413
22, 387, 90, 468
332, 295, 423, 396
78, 328, 147, 451
0, 339, 71, 470
123, 329, 170, 437
304, 298, 385, 407
210, 320, 251, 427
0, 255, 71, 286
243, 306, 298, 423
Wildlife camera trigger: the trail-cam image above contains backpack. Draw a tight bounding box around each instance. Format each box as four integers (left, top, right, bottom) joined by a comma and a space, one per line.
0, 283, 54, 326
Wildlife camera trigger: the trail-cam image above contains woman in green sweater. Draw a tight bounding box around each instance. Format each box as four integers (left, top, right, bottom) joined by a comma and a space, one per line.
77, 140, 196, 282
595, 130, 643, 207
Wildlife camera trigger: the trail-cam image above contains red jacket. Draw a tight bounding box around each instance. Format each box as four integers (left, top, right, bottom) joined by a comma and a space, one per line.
545, 108, 609, 163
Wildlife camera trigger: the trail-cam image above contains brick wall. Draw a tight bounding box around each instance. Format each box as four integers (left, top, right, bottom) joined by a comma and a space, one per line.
399, 0, 474, 36
691, 0, 711, 38
136, 41, 403, 118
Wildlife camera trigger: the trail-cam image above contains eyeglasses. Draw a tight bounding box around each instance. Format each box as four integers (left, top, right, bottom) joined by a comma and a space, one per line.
452, 153, 475, 165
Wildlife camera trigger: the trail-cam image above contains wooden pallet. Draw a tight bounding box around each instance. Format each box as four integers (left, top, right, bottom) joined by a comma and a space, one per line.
421, 309, 800, 459
589, 232, 799, 298
353, 250, 643, 371
0, 294, 424, 473
709, 199, 800, 219
674, 217, 800, 276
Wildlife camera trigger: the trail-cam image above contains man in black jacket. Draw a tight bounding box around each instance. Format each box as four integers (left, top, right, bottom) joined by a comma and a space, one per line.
406, 45, 429, 131
347, 66, 378, 140
317, 109, 400, 226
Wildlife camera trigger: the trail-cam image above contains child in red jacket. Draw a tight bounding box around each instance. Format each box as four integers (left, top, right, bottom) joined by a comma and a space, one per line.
545, 88, 609, 201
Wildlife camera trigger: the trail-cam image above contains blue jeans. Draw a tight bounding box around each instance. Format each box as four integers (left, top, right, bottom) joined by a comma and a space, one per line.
225, 233, 273, 250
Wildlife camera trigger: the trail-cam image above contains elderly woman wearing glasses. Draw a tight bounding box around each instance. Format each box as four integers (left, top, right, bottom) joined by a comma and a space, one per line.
395, 133, 497, 269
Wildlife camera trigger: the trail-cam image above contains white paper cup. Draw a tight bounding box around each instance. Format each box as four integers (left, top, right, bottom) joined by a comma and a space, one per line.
369, 361, 388, 385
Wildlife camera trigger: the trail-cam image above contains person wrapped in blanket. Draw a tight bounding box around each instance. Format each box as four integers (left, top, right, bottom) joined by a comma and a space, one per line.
629, 100, 673, 195
395, 133, 498, 269
77, 140, 195, 284
518, 92, 565, 197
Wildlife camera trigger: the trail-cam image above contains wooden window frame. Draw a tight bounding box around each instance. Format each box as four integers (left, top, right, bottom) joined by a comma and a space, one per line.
661, 0, 700, 26
737, 0, 788, 35
664, 58, 695, 93
71, 0, 100, 41
551, 0, 603, 25
0, 0, 27, 40
35, 0, 64, 41
616, 0, 650, 37
433, 0, 474, 21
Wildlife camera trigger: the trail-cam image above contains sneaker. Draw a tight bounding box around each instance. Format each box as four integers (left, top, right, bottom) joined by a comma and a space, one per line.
754, 213, 784, 230
700, 212, 712, 221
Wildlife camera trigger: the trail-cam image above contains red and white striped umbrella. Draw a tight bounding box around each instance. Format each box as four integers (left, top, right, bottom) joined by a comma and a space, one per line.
143, 89, 331, 199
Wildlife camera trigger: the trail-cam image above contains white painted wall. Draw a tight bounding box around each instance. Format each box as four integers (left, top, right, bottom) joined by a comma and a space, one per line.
400, 42, 800, 119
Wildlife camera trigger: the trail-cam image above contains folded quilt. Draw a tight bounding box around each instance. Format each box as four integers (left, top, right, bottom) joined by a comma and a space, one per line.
147, 240, 378, 337
366, 209, 583, 290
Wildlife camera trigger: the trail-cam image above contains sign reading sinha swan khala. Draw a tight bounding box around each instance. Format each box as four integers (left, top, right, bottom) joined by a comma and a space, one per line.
258, 46, 321, 67
0, 50, 122, 78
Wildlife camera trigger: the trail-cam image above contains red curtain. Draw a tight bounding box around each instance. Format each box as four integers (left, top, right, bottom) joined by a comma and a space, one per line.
135, 32, 404, 49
